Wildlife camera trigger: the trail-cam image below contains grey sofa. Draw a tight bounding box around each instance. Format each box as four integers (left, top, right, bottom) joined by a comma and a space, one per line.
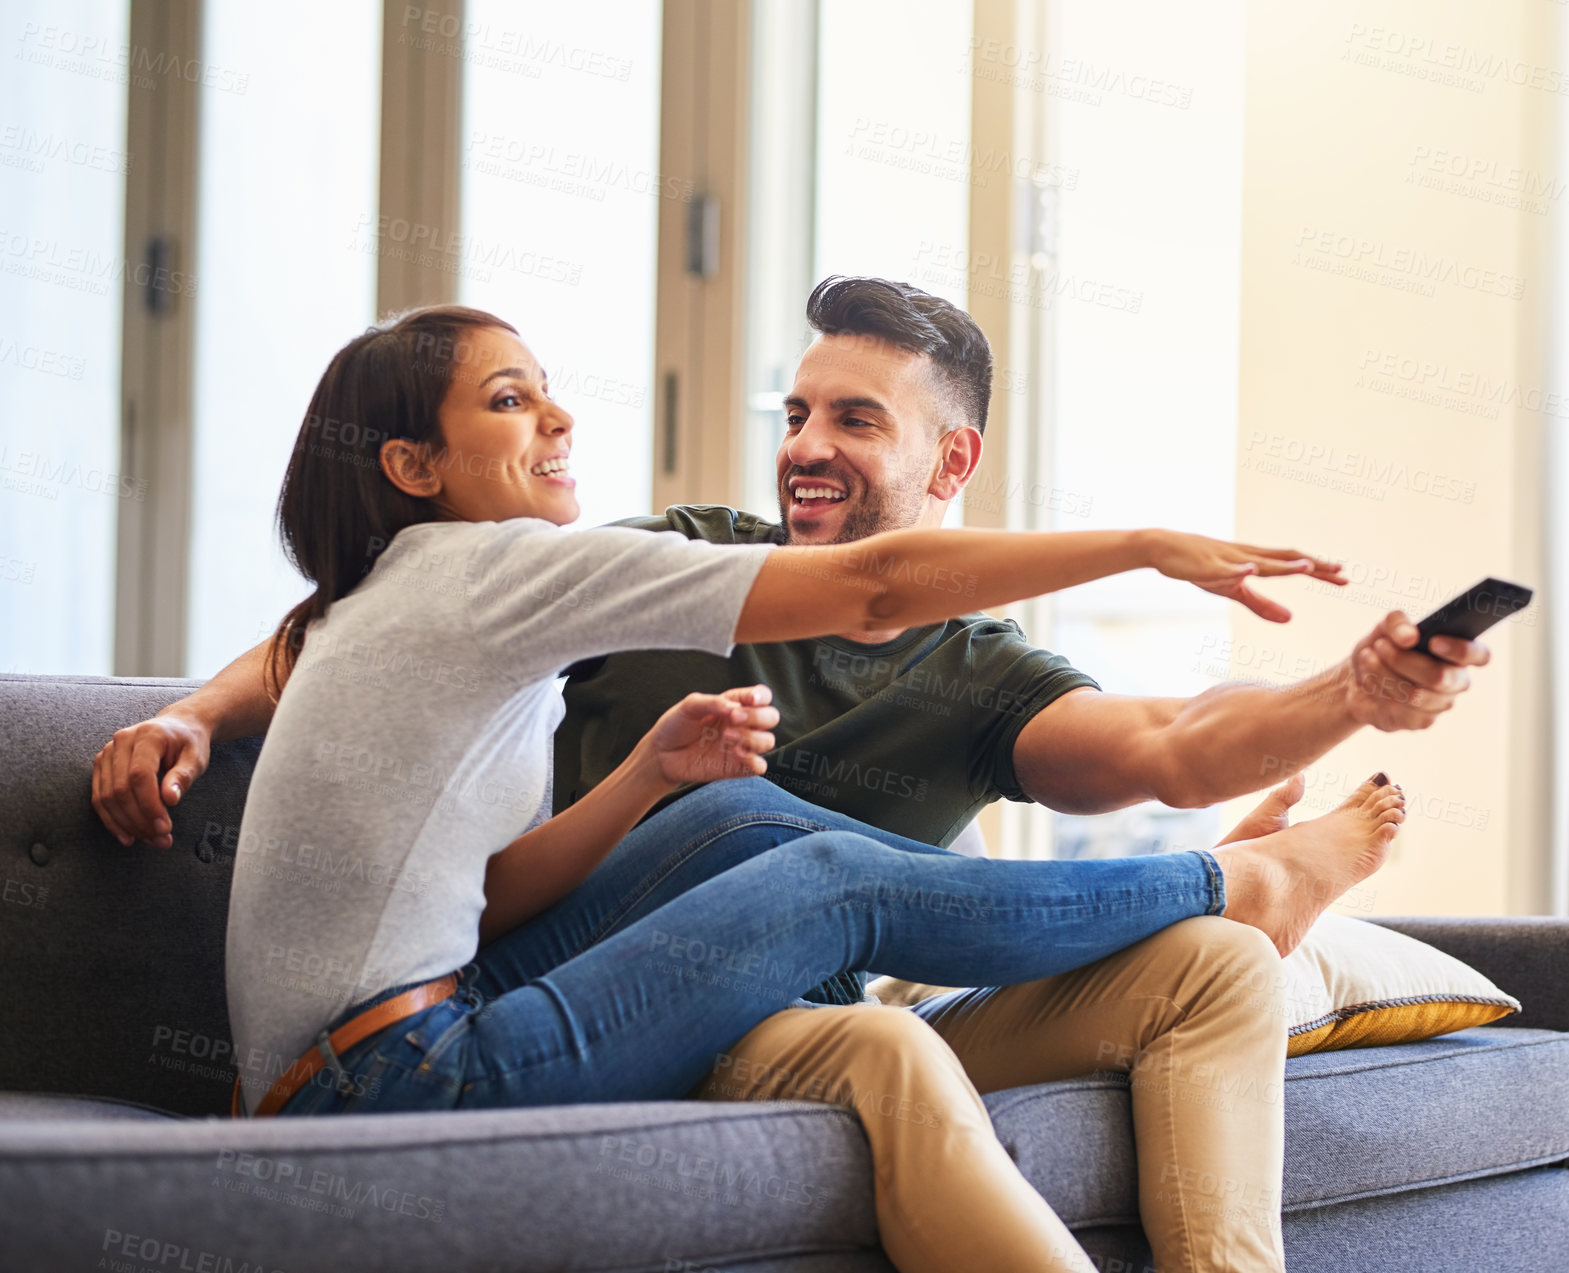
2, 672, 1567, 1273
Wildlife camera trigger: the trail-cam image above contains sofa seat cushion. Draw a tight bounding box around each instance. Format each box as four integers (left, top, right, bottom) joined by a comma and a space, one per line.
1281, 1165, 1569, 1273
1280, 1026, 1569, 1207
0, 1099, 887, 1273
983, 1026, 1569, 1224
0, 1092, 176, 1121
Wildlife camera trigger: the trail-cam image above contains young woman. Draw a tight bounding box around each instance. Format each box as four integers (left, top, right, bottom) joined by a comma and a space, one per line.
211, 305, 1402, 1273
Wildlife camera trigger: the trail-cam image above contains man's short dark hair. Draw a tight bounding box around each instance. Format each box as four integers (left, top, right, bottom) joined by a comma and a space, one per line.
804, 275, 994, 435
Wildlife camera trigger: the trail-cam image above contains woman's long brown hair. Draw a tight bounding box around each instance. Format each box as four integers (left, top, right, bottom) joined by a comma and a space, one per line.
263, 305, 519, 702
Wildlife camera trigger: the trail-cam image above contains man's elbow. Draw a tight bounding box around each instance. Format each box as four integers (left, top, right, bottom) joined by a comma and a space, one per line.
1144, 742, 1218, 810
1020, 774, 1151, 817
1149, 779, 1215, 811
859, 578, 900, 631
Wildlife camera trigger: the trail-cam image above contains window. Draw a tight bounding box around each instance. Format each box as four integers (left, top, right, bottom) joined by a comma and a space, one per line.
185, 0, 381, 674
742, 0, 975, 519
814, 0, 973, 298
459, 0, 661, 532
0, 0, 130, 673
1036, 0, 1247, 858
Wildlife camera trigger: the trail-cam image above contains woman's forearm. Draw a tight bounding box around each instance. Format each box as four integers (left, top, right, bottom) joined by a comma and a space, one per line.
479, 738, 674, 945
158, 639, 280, 742
737, 528, 1151, 643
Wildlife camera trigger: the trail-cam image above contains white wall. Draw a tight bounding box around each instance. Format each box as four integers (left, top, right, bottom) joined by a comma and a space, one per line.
1227, 0, 1558, 915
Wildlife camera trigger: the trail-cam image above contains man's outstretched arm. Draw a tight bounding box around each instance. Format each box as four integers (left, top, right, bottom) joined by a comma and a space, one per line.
1014, 610, 1491, 814
91, 638, 279, 848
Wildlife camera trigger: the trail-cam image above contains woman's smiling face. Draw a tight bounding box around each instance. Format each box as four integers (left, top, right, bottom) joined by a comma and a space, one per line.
389, 325, 580, 525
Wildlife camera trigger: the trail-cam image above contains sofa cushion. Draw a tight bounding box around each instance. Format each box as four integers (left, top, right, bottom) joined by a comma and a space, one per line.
0, 674, 259, 1117
0, 1100, 889, 1273
1281, 1165, 1569, 1273
982, 1026, 1569, 1225
0, 1092, 174, 1122
1280, 1027, 1569, 1207
1284, 913, 1519, 1055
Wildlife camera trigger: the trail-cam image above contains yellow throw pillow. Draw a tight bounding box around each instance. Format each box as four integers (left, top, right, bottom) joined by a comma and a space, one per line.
1282, 913, 1520, 1057
867, 913, 1520, 1058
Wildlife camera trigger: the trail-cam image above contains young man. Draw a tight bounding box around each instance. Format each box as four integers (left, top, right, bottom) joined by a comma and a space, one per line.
558, 276, 1482, 845
94, 278, 1488, 1271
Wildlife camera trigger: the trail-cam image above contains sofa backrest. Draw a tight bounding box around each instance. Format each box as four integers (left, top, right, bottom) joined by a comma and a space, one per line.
0, 673, 259, 1116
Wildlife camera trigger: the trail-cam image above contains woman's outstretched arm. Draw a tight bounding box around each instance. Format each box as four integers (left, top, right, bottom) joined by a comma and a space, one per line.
736, 527, 1343, 644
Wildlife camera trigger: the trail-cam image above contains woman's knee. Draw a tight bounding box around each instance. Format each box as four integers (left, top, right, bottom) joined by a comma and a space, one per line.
684, 776, 819, 823
767, 831, 889, 895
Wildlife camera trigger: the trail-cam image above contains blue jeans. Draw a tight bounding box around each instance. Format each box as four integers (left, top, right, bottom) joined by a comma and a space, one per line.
470, 776, 956, 1007
277, 779, 1224, 1117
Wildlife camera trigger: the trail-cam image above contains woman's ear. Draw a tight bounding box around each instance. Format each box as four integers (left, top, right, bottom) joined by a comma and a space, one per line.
379, 437, 442, 499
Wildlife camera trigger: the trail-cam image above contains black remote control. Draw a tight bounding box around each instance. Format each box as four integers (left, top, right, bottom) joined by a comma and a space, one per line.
1413, 577, 1534, 655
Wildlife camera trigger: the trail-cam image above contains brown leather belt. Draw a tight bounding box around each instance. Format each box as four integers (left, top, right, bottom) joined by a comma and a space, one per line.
231, 973, 460, 1119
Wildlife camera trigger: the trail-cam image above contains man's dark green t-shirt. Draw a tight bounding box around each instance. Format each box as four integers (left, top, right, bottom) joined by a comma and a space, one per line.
554, 505, 1101, 847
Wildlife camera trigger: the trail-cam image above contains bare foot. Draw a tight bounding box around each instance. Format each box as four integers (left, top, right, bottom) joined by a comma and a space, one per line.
1216, 772, 1307, 845
1211, 773, 1405, 956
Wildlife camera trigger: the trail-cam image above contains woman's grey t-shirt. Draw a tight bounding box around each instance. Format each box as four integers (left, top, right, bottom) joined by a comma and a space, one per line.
226, 517, 775, 1113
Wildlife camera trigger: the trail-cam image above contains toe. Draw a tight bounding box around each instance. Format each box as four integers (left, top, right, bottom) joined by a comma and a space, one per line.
1371, 789, 1406, 814
1277, 772, 1307, 806
1344, 774, 1386, 810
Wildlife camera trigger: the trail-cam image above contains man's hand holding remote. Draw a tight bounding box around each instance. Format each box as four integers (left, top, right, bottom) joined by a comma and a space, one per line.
1341, 610, 1492, 733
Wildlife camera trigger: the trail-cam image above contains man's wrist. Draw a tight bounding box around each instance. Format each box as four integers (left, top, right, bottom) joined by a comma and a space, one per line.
1321, 656, 1366, 725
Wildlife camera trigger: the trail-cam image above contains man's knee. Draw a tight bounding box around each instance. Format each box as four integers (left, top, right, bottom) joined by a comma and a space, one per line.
714, 1007, 960, 1107
846, 1003, 945, 1054
774, 1005, 953, 1077
816, 1007, 969, 1123
1153, 914, 1275, 966
1163, 916, 1287, 1017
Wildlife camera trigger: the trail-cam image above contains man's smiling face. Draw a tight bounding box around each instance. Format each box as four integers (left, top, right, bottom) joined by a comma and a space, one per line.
776, 332, 951, 545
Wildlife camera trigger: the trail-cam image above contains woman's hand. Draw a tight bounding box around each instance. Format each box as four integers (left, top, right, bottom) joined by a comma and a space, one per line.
91, 712, 212, 848
1142, 530, 1347, 623
637, 685, 781, 790
482, 684, 780, 943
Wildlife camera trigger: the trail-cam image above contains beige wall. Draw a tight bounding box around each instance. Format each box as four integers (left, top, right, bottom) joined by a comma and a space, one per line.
1225, 0, 1559, 915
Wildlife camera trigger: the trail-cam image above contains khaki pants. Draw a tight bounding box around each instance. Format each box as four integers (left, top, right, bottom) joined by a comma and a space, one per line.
688, 915, 1288, 1273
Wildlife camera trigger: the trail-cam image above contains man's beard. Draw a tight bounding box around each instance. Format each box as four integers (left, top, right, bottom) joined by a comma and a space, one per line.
777, 462, 930, 545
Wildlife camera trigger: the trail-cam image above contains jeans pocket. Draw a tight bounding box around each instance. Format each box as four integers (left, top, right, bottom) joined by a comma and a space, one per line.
275, 1001, 472, 1117
411, 1001, 473, 1071
350, 1001, 472, 1114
